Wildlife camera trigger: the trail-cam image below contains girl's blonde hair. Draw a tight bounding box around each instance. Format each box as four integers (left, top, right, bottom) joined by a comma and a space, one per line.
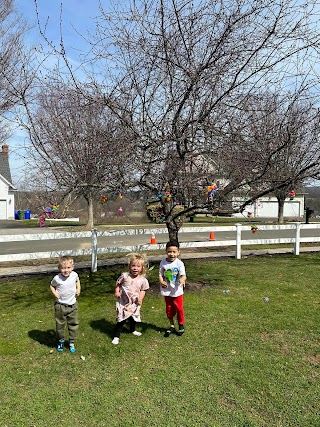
127, 253, 148, 276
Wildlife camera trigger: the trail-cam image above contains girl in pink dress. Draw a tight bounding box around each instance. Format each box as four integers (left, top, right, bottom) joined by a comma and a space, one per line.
112, 253, 149, 345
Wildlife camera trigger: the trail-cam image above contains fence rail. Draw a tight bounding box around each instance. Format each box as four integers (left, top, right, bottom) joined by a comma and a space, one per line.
0, 223, 320, 271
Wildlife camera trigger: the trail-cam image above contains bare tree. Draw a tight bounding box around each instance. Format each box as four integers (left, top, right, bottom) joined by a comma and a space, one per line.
84, 0, 320, 240
23, 82, 133, 228
219, 92, 320, 222
0, 0, 34, 146
264, 99, 320, 222
25, 0, 320, 239
0, 0, 30, 110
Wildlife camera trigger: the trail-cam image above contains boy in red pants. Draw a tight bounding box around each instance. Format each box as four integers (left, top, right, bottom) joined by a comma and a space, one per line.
159, 241, 186, 337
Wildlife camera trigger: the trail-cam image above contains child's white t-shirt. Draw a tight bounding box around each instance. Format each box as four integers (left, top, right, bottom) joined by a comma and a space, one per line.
51, 271, 79, 305
159, 258, 186, 297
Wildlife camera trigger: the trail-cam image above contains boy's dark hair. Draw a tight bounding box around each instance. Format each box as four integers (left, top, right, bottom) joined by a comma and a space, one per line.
166, 240, 180, 249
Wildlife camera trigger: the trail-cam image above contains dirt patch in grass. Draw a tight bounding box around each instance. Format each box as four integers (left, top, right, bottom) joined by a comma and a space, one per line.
304, 354, 320, 365
147, 280, 208, 295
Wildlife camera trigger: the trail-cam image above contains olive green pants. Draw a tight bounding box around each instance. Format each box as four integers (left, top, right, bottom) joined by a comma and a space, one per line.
54, 301, 79, 342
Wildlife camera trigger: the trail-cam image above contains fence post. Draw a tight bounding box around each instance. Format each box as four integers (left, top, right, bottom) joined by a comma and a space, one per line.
294, 222, 302, 256
91, 228, 98, 272
235, 223, 242, 259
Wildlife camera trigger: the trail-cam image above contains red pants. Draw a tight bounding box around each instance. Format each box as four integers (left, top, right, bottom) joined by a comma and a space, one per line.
165, 295, 185, 325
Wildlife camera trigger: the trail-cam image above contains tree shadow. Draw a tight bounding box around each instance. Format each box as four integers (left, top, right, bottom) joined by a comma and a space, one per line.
28, 329, 56, 348
90, 318, 165, 338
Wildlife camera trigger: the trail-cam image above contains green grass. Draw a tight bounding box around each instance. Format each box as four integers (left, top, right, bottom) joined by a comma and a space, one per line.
12, 219, 86, 228
7, 214, 278, 230
0, 254, 319, 426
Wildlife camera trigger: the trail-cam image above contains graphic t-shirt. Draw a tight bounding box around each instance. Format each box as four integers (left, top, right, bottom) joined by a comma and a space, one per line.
159, 258, 186, 297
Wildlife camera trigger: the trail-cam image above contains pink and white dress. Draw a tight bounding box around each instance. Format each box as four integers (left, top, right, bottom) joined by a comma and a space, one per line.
115, 272, 149, 322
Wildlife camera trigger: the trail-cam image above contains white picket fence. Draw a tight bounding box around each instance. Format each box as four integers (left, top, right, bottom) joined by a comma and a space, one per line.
1, 222, 320, 271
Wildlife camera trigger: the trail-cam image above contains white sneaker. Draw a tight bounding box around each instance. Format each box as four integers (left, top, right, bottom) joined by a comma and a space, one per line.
112, 337, 119, 345
132, 331, 142, 337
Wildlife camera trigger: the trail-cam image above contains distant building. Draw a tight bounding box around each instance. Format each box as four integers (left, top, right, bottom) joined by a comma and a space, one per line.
232, 194, 305, 219
0, 144, 16, 219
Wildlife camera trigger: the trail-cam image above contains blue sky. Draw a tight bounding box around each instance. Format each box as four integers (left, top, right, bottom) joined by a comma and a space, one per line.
16, 0, 100, 50
8, 0, 102, 184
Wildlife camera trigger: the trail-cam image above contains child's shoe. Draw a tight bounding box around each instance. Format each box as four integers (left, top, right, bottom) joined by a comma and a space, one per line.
69, 342, 76, 353
132, 331, 142, 336
112, 337, 120, 345
57, 339, 65, 352
164, 326, 175, 337
177, 324, 185, 336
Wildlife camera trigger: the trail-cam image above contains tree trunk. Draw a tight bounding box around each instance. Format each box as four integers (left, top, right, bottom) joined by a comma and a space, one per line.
167, 221, 179, 242
277, 197, 285, 223
86, 197, 95, 229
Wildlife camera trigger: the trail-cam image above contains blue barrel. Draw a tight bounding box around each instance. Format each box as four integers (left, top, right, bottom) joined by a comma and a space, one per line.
24, 210, 31, 220
14, 210, 19, 220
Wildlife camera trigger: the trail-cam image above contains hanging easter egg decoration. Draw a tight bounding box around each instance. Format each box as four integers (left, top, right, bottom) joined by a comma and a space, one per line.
99, 196, 107, 204
251, 225, 258, 234
207, 183, 218, 201
289, 190, 295, 200
163, 191, 172, 203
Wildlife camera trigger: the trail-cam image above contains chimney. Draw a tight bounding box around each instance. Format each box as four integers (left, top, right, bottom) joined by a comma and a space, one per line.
2, 144, 8, 154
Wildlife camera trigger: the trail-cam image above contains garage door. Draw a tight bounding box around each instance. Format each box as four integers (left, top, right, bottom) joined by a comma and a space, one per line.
0, 200, 7, 219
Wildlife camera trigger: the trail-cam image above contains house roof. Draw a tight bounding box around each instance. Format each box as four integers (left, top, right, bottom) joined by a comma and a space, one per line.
0, 144, 16, 189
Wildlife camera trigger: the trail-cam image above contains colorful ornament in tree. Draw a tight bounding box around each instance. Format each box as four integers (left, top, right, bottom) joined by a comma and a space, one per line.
207, 183, 218, 201
45, 204, 59, 215
251, 225, 258, 233
99, 196, 107, 204
163, 191, 172, 203
289, 190, 295, 200
247, 212, 253, 218
39, 213, 46, 227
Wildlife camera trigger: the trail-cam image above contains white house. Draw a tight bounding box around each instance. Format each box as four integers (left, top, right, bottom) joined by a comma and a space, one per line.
233, 194, 305, 219
0, 144, 16, 219
209, 178, 305, 220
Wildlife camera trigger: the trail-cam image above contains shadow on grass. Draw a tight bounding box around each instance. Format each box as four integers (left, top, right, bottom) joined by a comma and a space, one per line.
90, 318, 114, 338
90, 318, 165, 338
28, 329, 56, 348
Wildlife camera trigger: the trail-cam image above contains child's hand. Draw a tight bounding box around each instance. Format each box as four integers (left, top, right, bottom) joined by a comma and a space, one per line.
115, 289, 121, 298
76, 290, 80, 296
179, 281, 185, 287
160, 281, 168, 288
55, 292, 61, 299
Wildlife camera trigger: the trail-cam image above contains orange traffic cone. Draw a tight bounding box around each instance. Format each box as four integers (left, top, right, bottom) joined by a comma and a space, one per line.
209, 231, 215, 241
150, 233, 156, 244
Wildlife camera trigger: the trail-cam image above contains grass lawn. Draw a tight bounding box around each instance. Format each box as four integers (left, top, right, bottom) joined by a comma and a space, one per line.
0, 253, 319, 426
2, 214, 274, 229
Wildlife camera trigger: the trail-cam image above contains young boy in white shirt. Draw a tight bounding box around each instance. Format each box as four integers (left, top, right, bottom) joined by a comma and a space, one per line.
50, 256, 81, 353
159, 241, 186, 337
